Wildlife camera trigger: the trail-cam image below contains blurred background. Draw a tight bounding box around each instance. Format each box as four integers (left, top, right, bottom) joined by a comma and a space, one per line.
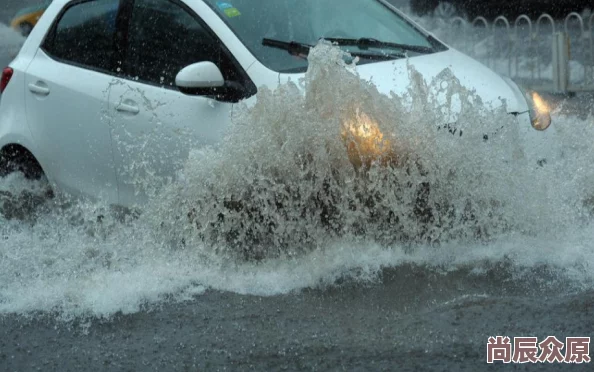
1, 0, 42, 25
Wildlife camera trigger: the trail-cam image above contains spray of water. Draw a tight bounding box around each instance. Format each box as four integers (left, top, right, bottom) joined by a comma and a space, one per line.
0, 23, 24, 63
0, 42, 593, 320
150, 42, 589, 259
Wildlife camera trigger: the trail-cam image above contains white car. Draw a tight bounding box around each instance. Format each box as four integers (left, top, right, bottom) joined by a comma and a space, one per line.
0, 0, 551, 208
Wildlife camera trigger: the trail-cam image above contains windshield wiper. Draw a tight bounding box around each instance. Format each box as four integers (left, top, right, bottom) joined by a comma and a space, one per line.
262, 38, 406, 61
322, 37, 434, 54
262, 38, 311, 57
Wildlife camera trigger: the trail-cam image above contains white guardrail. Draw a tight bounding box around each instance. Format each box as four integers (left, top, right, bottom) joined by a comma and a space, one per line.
436, 12, 594, 94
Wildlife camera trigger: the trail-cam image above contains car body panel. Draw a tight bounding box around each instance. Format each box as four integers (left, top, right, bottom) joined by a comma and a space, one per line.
108, 79, 233, 206
24, 49, 118, 202
0, 69, 39, 160
105, 0, 256, 206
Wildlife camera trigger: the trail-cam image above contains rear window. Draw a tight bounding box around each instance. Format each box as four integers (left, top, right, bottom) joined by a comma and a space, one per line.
42, 0, 120, 73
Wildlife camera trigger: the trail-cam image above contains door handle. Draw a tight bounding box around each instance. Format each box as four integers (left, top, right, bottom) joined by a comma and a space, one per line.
28, 82, 50, 96
116, 102, 140, 115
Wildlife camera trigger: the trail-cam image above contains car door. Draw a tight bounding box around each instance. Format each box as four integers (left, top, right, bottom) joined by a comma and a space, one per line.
24, 0, 122, 203
108, 0, 256, 207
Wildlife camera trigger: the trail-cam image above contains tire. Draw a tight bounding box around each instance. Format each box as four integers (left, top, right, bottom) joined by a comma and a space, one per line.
0, 148, 44, 180
0, 145, 53, 220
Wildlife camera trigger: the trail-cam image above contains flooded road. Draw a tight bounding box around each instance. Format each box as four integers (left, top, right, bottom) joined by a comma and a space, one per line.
2, 269, 592, 371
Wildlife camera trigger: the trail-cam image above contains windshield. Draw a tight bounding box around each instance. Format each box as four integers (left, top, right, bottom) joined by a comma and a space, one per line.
204, 0, 443, 73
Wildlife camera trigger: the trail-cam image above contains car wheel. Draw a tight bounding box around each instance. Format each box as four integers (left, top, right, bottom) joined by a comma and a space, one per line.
0, 145, 53, 220
18, 22, 34, 37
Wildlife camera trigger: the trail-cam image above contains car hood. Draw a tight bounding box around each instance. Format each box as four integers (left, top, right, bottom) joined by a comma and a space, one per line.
353, 48, 529, 114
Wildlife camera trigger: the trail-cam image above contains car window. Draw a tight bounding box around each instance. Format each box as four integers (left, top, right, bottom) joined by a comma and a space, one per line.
42, 0, 120, 72
124, 0, 230, 88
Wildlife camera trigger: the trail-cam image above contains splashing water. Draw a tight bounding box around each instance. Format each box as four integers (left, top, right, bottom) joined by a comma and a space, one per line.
0, 23, 24, 66
1, 43, 593, 320
151, 42, 590, 258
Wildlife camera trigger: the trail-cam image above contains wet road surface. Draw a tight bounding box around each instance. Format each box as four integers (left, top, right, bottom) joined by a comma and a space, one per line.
1, 266, 593, 371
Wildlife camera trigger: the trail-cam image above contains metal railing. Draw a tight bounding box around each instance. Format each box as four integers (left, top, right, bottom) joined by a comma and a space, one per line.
433, 12, 594, 93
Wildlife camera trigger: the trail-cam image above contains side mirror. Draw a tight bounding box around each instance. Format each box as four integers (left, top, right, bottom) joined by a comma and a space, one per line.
175, 61, 225, 89
176, 62, 254, 103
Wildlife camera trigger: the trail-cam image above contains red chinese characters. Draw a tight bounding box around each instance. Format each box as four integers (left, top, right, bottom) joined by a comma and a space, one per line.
487, 336, 512, 363
487, 336, 591, 364
538, 336, 565, 363
565, 337, 592, 363
512, 337, 538, 363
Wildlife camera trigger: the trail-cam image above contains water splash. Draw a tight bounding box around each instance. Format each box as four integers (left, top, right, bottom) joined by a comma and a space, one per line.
0, 23, 25, 65
151, 42, 589, 259
0, 42, 593, 320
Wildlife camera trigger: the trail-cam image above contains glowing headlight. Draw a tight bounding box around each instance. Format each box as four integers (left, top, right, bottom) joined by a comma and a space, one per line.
524, 90, 552, 131
341, 108, 392, 169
